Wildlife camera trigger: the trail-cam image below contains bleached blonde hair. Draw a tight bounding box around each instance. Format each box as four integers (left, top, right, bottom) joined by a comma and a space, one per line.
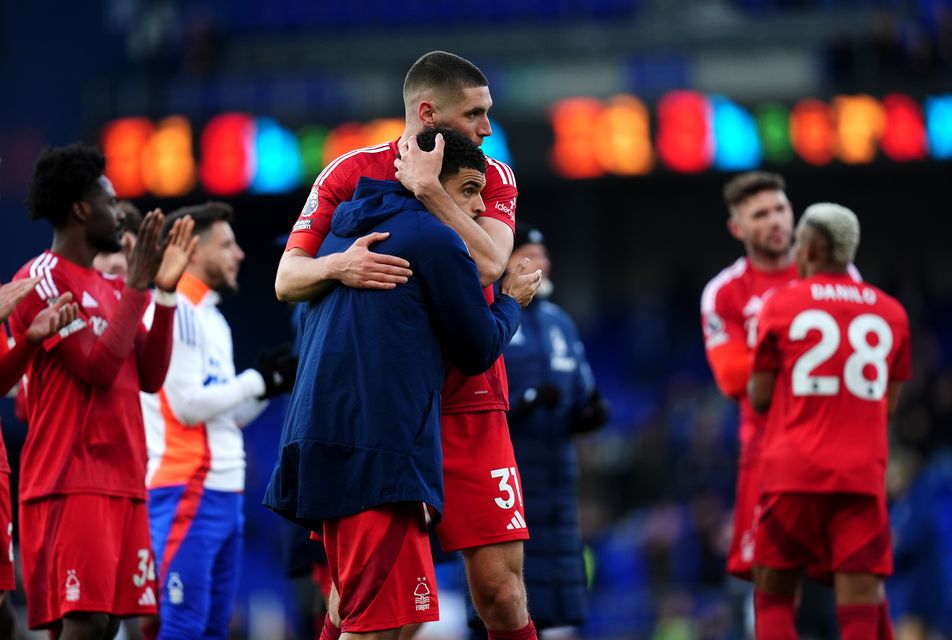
798, 202, 860, 265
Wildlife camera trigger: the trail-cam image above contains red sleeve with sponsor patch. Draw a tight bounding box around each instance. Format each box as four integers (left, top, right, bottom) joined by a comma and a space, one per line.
480, 158, 517, 233
285, 142, 399, 256
754, 274, 911, 497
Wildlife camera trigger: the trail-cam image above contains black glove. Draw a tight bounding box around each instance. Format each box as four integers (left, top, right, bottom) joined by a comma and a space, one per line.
570, 389, 610, 434
534, 383, 562, 410
508, 383, 563, 422
255, 343, 298, 399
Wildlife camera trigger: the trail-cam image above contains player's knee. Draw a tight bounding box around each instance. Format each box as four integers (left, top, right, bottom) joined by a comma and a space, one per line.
472, 573, 526, 625
62, 612, 112, 640
103, 616, 121, 640
834, 572, 883, 605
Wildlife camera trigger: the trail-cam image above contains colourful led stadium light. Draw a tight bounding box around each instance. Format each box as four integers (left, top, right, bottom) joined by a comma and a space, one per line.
323, 123, 370, 166
549, 97, 606, 179
298, 126, 329, 182
101, 117, 154, 198
656, 90, 712, 174
833, 95, 884, 165
790, 99, 836, 166
250, 117, 303, 194
597, 95, 653, 176
364, 118, 405, 148
881, 94, 927, 162
482, 119, 513, 166
141, 116, 197, 197
925, 95, 952, 160
755, 103, 793, 165
710, 95, 762, 171
201, 113, 255, 196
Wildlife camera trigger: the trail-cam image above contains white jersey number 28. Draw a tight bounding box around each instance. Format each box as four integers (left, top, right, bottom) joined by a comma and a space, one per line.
790, 310, 892, 401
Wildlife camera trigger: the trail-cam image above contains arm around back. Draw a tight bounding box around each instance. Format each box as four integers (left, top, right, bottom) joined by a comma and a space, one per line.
417, 225, 520, 376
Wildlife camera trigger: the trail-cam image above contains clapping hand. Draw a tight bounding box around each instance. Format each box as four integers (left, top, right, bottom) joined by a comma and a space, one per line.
26, 293, 79, 344
155, 215, 198, 292
0, 277, 40, 323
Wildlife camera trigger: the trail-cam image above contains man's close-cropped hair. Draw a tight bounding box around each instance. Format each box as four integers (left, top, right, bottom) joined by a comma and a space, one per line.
415, 128, 487, 182
723, 171, 786, 210
27, 144, 106, 226
403, 51, 488, 101
162, 201, 234, 240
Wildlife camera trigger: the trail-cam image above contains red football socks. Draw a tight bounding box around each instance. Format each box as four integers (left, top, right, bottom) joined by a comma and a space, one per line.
878, 601, 894, 640
487, 619, 538, 640
319, 615, 341, 640
754, 591, 798, 640
837, 604, 879, 640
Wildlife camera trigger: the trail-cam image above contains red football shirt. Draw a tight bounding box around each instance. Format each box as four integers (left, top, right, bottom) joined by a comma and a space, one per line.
9, 252, 155, 501
285, 140, 518, 413
752, 273, 911, 496
701, 257, 799, 465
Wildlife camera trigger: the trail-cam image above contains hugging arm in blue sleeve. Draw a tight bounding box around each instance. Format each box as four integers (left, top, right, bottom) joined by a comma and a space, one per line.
417, 229, 520, 376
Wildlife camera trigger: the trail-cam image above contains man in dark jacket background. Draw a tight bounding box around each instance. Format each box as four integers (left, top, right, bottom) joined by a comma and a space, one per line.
264, 128, 540, 640
470, 222, 609, 639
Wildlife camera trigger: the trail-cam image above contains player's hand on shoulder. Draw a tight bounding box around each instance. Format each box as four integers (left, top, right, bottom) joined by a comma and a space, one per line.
154, 215, 198, 292
0, 277, 40, 323
126, 209, 167, 291
332, 232, 413, 290
26, 292, 79, 344
255, 343, 299, 399
500, 258, 542, 308
395, 134, 443, 198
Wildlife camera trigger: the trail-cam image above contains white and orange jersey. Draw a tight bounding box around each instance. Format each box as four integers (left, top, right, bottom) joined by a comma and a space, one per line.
141, 272, 267, 492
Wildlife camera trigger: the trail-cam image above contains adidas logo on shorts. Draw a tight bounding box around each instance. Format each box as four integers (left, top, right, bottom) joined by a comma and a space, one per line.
505, 510, 527, 531
138, 587, 157, 607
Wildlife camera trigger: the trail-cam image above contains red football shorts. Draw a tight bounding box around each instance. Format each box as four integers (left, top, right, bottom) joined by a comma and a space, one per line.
19, 494, 158, 629
435, 410, 530, 551
323, 502, 439, 633
727, 462, 760, 580
0, 472, 14, 591
754, 492, 892, 578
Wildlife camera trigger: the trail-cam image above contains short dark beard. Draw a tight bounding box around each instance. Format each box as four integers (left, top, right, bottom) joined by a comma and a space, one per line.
216, 280, 240, 295
92, 232, 123, 255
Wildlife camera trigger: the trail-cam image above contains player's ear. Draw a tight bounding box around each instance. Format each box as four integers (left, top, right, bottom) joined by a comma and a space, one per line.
727, 215, 744, 242
417, 100, 437, 127
71, 201, 90, 223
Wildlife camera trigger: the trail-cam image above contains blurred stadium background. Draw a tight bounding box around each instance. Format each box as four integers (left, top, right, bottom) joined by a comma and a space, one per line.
2, 0, 952, 638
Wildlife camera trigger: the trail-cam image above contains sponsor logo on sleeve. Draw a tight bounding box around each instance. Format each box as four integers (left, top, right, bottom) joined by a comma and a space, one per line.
300, 188, 319, 219
703, 311, 728, 349
494, 198, 516, 222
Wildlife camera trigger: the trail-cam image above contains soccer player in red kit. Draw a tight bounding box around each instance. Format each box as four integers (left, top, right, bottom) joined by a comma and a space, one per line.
276, 52, 540, 640
749, 203, 910, 640
9, 144, 196, 639
700, 172, 800, 581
